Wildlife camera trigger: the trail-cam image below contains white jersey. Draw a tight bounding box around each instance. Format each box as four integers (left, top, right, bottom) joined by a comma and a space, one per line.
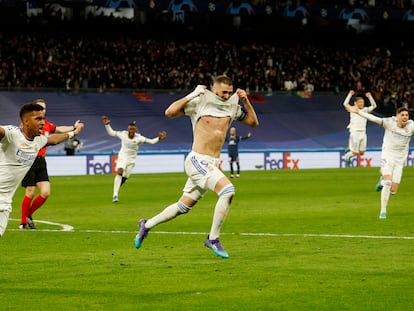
184, 90, 244, 131
381, 117, 414, 164
0, 125, 48, 204
344, 95, 376, 132
105, 124, 159, 164
347, 107, 373, 132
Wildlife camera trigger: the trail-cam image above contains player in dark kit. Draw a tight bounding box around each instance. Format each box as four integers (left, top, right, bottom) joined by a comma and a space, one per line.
226, 127, 251, 178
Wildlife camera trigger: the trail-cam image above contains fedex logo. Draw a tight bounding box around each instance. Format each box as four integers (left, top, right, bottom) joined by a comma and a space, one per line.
87, 155, 112, 175
341, 153, 372, 168
264, 152, 300, 170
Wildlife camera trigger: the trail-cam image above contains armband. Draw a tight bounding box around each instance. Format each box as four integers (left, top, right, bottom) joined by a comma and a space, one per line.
237, 107, 247, 121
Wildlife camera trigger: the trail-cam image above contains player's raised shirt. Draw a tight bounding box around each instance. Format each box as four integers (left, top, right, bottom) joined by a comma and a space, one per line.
0, 125, 48, 204
184, 90, 244, 130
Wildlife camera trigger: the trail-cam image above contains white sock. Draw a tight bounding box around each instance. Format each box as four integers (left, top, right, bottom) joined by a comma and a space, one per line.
209, 185, 235, 240
345, 151, 354, 161
113, 175, 122, 197
146, 202, 190, 228
380, 181, 391, 214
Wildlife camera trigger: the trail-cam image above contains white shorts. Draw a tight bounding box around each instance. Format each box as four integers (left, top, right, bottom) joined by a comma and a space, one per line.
183, 151, 225, 201
115, 157, 135, 177
380, 156, 404, 184
0, 207, 11, 236
348, 131, 367, 153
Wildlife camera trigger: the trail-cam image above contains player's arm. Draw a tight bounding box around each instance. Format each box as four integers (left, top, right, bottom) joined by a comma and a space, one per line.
144, 131, 167, 144
242, 132, 252, 140
165, 85, 206, 119
55, 120, 82, 133
102, 116, 117, 136
46, 123, 84, 145
348, 106, 383, 126
343, 90, 354, 109
365, 92, 377, 112
236, 89, 259, 128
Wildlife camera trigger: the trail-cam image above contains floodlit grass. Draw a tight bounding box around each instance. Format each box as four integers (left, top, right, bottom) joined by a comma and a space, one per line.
1, 167, 414, 310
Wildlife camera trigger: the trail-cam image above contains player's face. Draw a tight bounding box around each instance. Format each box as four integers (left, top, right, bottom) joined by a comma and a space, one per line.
127, 125, 137, 138
397, 110, 409, 127
24, 110, 45, 138
355, 99, 365, 109
213, 83, 234, 100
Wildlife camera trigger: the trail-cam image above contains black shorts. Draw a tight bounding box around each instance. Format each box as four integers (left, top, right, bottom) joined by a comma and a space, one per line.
228, 152, 239, 162
21, 156, 49, 187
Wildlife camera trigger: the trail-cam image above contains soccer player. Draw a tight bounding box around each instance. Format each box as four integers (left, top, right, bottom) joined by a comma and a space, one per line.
134, 75, 259, 258
346, 105, 414, 219
343, 90, 377, 167
0, 102, 84, 237
102, 116, 167, 203
20, 99, 83, 229
226, 127, 251, 178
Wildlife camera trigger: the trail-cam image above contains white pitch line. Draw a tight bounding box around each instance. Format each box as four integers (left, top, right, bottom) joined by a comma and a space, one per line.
9, 218, 74, 232
8, 219, 414, 240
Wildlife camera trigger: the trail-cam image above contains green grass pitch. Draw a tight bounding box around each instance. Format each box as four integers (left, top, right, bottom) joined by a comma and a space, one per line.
1, 167, 414, 310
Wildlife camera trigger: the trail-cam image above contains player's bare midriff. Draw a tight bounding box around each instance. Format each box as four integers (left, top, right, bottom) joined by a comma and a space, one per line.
192, 115, 231, 158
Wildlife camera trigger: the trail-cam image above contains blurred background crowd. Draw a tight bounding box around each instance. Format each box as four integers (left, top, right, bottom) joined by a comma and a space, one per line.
0, 0, 413, 116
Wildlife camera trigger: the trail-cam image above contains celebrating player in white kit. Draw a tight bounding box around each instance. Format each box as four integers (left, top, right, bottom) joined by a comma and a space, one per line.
346, 105, 414, 219
133, 75, 259, 258
343, 90, 377, 167
0, 102, 84, 237
102, 116, 166, 203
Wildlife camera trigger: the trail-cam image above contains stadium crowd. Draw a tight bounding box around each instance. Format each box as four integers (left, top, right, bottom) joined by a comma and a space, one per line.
0, 13, 413, 115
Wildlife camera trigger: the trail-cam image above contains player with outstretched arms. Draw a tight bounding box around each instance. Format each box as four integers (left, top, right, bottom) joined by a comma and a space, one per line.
102, 117, 166, 203
0, 102, 84, 237
343, 90, 377, 167
346, 105, 414, 219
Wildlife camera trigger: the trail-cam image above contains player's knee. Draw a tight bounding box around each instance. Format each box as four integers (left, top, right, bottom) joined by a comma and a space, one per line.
219, 184, 235, 203
177, 201, 191, 214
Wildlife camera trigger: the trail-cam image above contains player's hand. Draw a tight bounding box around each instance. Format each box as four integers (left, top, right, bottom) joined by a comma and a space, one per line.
185, 85, 206, 101
102, 116, 110, 125
365, 92, 372, 98
73, 119, 81, 128
158, 131, 167, 140
73, 122, 85, 136
236, 88, 248, 101
247, 132, 252, 138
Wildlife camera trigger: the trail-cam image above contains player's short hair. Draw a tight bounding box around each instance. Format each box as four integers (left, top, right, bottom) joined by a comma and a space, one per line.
128, 121, 137, 127
214, 75, 233, 86
19, 103, 44, 119
396, 107, 409, 115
